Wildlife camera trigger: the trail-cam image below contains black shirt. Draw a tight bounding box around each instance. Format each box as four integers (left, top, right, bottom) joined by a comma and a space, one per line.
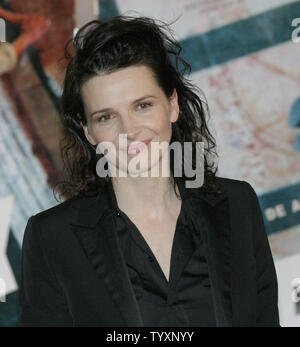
106, 177, 216, 327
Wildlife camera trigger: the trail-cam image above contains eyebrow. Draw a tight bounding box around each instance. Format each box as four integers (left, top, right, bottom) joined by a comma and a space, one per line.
88, 95, 157, 119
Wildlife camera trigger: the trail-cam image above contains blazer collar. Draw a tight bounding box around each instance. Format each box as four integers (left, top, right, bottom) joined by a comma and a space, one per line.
70, 177, 233, 326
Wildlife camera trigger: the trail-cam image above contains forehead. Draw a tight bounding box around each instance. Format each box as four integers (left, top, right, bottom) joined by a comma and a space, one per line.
80, 65, 164, 107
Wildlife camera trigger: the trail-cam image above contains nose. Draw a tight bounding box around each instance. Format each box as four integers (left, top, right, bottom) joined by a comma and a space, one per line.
119, 114, 140, 140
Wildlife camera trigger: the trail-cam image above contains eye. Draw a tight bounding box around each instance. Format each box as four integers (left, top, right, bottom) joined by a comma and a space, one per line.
96, 114, 113, 123
137, 102, 152, 110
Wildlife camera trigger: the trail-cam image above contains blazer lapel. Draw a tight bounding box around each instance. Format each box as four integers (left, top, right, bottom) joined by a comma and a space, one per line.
181, 178, 233, 327
70, 188, 143, 327
192, 195, 233, 326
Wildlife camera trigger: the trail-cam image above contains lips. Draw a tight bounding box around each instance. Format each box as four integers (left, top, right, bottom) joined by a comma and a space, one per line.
123, 139, 151, 155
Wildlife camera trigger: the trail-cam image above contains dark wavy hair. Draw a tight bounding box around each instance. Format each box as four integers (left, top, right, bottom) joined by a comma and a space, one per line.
54, 15, 220, 202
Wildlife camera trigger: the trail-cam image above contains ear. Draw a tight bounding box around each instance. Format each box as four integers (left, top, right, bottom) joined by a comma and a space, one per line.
81, 121, 97, 146
169, 88, 180, 123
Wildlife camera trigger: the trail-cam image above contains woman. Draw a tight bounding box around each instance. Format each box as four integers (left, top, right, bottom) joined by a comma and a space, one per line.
19, 16, 280, 327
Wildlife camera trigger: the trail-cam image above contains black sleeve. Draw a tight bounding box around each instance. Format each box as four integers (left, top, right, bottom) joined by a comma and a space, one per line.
244, 182, 281, 327
19, 215, 73, 327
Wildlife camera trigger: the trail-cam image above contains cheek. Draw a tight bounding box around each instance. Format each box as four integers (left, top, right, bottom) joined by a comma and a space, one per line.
89, 124, 118, 144
151, 110, 172, 137
147, 103, 169, 124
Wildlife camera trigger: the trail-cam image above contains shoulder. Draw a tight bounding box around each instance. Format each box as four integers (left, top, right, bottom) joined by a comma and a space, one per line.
32, 197, 79, 225
215, 176, 257, 197
22, 194, 101, 257
215, 175, 253, 190
215, 177, 267, 249
214, 176, 260, 212
25, 194, 94, 237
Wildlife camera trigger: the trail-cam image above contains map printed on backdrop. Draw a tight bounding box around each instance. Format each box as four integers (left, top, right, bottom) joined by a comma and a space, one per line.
0, 0, 299, 326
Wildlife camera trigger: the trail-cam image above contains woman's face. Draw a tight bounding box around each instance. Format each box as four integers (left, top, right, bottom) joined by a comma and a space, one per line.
81, 64, 179, 176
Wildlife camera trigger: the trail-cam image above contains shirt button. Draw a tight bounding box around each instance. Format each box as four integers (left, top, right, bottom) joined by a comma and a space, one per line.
116, 211, 120, 217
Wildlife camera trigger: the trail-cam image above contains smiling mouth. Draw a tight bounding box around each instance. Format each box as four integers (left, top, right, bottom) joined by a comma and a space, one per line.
122, 139, 152, 155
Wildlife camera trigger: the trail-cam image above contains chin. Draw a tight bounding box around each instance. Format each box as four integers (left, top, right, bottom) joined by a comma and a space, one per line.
127, 165, 151, 177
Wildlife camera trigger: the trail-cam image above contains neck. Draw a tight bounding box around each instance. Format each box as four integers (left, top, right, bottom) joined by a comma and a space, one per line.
111, 175, 180, 220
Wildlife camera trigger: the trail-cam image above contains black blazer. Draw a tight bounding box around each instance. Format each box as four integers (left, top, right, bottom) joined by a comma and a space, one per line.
18, 177, 280, 327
